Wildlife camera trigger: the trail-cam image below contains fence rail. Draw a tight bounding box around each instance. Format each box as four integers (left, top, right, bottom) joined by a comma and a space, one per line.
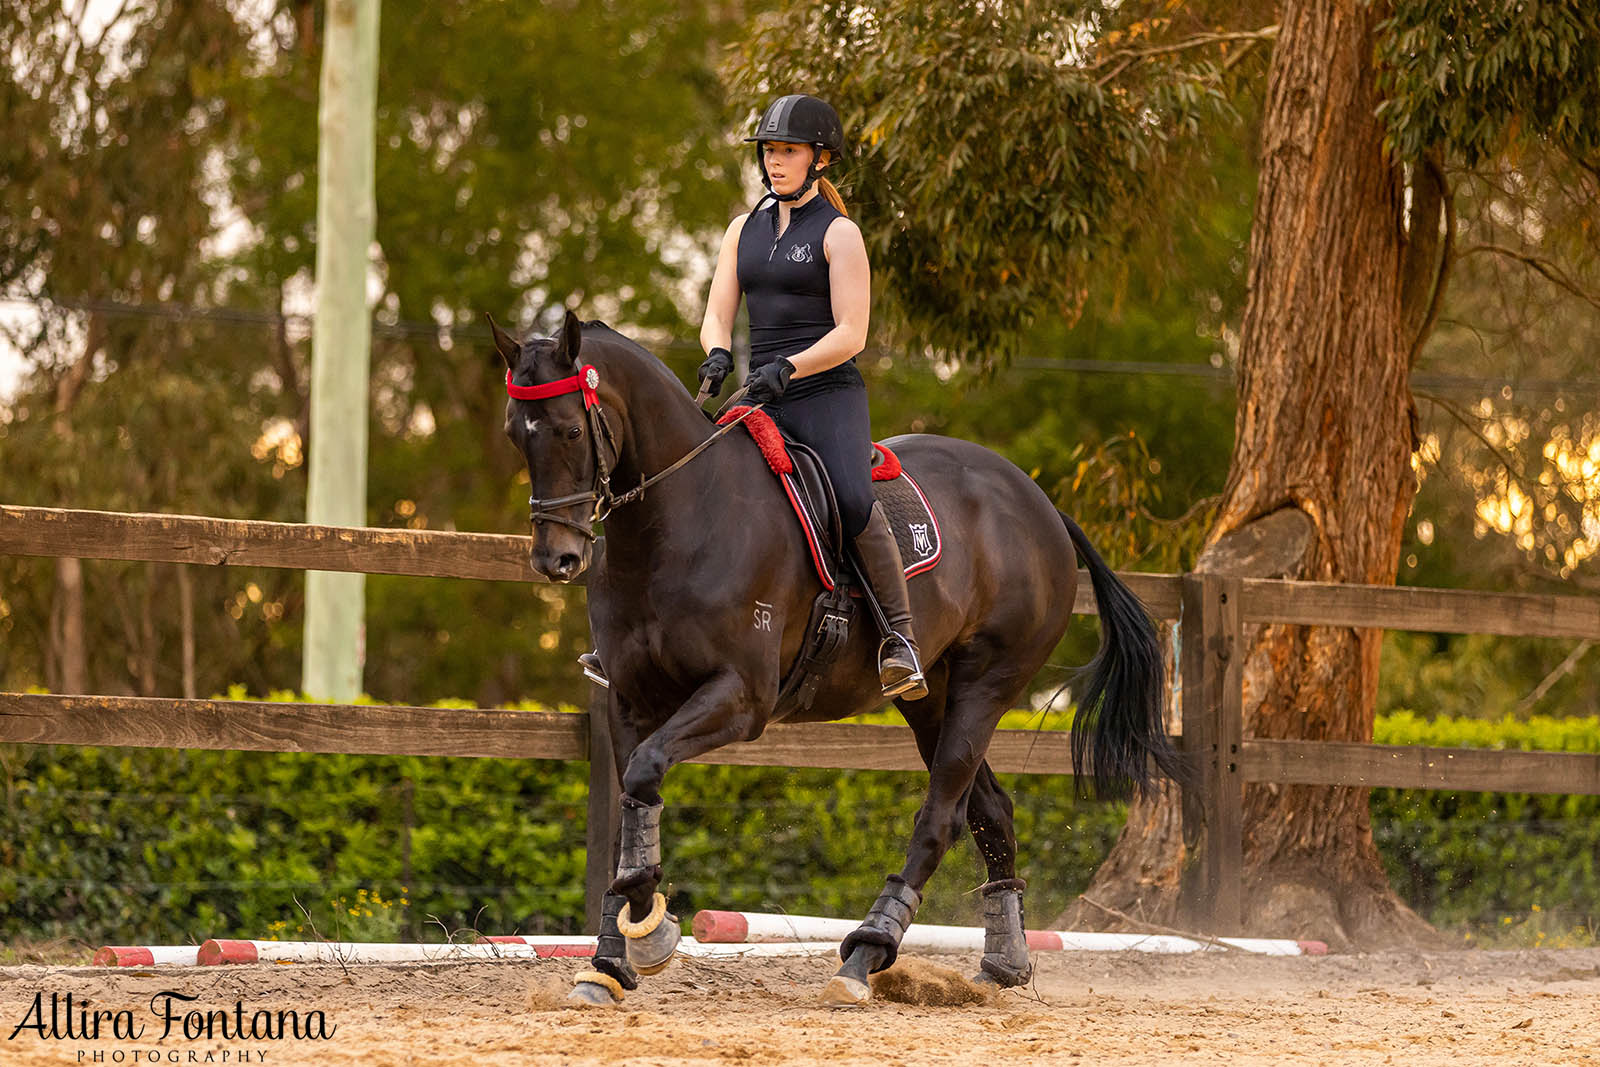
4, 504, 1599, 935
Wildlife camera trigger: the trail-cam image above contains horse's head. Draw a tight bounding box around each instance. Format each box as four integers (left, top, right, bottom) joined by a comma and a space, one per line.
492, 308, 608, 583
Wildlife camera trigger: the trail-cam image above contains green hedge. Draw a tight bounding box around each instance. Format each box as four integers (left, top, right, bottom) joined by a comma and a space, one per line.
2, 705, 1596, 947
1372, 711, 1600, 934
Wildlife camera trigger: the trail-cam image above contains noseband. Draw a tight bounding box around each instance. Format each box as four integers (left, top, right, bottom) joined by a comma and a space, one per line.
507, 361, 761, 541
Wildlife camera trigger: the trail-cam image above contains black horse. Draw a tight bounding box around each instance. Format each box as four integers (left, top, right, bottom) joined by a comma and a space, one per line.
492, 309, 1184, 1007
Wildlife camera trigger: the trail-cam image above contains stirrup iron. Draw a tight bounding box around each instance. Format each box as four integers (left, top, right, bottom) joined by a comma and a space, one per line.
578, 650, 609, 688
877, 632, 927, 700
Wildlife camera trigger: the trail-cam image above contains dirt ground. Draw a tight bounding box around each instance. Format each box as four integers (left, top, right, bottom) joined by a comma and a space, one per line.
2, 946, 1598, 1066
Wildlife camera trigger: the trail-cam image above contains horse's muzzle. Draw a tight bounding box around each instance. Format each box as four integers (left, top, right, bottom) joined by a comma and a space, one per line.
531, 542, 591, 583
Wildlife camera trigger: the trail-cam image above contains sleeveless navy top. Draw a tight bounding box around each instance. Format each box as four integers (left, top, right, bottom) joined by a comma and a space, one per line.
735, 193, 865, 400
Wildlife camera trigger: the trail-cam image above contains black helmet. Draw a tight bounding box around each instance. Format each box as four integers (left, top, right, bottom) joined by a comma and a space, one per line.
744, 95, 844, 204
744, 94, 844, 156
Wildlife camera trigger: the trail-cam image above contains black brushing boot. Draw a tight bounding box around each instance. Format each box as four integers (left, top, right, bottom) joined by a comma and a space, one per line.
974, 878, 1033, 987
610, 795, 680, 975
822, 874, 923, 1006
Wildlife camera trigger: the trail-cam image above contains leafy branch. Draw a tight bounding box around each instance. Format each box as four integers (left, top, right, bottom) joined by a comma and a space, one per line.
1092, 26, 1279, 87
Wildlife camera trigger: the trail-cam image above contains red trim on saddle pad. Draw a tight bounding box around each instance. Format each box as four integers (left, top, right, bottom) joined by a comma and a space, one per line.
900, 472, 943, 578
870, 444, 902, 481
781, 473, 837, 591
717, 406, 792, 473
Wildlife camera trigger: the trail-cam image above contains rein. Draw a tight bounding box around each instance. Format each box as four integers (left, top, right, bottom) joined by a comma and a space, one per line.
507, 364, 760, 540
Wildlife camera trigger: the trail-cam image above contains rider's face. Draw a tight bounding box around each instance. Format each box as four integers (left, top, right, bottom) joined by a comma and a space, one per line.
762, 141, 825, 196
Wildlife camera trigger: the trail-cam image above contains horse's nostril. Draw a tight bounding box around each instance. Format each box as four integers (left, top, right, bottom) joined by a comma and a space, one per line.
556, 553, 582, 578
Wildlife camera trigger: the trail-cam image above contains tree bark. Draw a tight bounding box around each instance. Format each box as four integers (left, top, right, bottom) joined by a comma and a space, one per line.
1057, 0, 1441, 949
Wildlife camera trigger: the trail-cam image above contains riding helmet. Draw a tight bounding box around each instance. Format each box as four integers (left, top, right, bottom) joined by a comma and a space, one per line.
744, 94, 844, 156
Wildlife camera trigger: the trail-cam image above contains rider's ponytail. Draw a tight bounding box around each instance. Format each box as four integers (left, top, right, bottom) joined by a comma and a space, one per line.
817, 175, 848, 217
817, 149, 848, 217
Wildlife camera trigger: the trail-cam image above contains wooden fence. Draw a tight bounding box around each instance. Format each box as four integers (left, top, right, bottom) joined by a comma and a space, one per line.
3, 503, 1599, 935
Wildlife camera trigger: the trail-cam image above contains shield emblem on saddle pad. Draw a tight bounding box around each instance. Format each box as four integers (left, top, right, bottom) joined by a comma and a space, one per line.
910, 523, 933, 558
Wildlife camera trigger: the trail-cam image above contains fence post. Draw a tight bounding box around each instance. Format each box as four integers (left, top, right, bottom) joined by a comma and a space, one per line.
1179, 572, 1244, 932
582, 683, 620, 935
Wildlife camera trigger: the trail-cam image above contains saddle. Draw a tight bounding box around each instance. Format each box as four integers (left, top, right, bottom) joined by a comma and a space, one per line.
717, 407, 944, 591
717, 406, 944, 715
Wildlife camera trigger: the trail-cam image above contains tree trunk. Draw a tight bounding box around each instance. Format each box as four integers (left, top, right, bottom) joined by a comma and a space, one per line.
177, 563, 197, 699
1058, 0, 1443, 950
48, 313, 104, 695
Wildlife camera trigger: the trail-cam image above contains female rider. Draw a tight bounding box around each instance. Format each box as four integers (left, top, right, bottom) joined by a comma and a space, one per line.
695, 94, 925, 700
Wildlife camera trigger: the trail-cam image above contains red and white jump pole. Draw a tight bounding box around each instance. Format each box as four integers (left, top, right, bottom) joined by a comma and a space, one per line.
92, 914, 1326, 968
92, 946, 205, 967
92, 935, 846, 967
692, 911, 1328, 956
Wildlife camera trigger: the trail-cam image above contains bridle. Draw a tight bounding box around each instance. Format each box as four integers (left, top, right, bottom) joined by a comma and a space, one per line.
506, 358, 762, 541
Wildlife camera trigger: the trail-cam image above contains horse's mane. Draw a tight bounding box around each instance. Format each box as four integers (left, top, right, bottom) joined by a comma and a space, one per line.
578, 319, 694, 400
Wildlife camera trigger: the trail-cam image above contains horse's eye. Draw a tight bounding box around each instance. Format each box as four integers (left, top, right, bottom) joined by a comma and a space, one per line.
567, 426, 583, 441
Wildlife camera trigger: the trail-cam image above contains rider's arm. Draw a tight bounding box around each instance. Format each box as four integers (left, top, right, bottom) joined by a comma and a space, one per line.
784, 216, 870, 379
700, 214, 747, 354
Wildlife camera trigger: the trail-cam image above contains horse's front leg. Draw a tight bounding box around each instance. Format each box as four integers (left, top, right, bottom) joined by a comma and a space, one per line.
570, 670, 762, 1007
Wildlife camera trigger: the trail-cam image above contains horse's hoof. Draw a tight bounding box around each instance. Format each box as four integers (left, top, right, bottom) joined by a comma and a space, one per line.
619, 892, 680, 975
567, 972, 624, 1008
820, 974, 872, 1007
974, 959, 1033, 989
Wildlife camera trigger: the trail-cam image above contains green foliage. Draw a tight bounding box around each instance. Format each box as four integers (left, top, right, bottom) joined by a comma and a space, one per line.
727, 1, 1251, 362
1376, 1, 1600, 164
3, 702, 1596, 948
1372, 711, 1600, 933
1379, 633, 1600, 723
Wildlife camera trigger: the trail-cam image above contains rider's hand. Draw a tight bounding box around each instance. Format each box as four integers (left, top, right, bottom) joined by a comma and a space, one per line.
696, 347, 735, 398
742, 358, 795, 405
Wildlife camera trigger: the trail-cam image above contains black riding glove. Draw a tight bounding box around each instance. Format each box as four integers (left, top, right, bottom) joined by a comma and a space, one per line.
743, 358, 795, 405
696, 347, 735, 398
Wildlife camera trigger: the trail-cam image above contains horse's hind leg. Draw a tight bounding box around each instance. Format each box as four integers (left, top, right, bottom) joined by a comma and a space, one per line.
824, 673, 1006, 1007
967, 763, 1033, 987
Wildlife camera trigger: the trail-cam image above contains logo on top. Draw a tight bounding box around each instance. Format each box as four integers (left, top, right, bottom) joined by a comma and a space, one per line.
787, 243, 814, 264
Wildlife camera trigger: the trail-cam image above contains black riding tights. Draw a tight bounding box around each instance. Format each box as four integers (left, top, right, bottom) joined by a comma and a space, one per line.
765, 383, 875, 540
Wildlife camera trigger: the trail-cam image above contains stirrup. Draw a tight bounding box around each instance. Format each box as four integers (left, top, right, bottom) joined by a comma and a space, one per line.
877, 634, 927, 700
579, 650, 609, 688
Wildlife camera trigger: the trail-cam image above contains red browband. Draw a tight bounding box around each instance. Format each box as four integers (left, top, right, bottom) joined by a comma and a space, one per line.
505, 365, 601, 409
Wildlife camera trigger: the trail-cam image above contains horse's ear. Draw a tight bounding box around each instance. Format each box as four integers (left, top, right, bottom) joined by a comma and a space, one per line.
558, 307, 583, 366
486, 314, 521, 369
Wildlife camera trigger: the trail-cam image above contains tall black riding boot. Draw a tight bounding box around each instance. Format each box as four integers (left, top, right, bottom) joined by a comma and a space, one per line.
850, 501, 929, 700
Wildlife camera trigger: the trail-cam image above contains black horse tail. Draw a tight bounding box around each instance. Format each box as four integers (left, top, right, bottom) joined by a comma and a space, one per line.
1059, 510, 1188, 800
